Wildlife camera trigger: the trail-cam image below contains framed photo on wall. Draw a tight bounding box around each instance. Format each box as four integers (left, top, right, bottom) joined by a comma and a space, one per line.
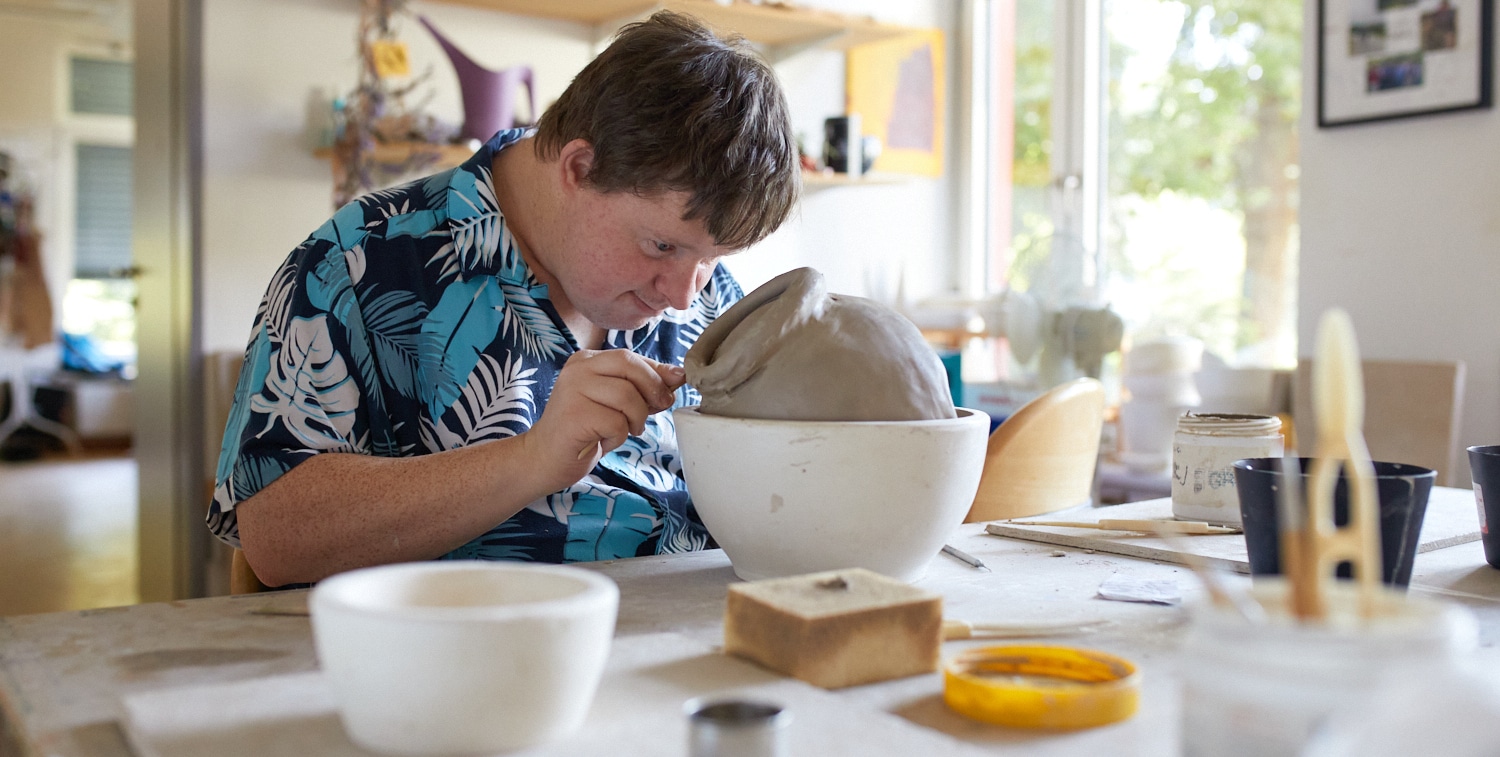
1318, 0, 1494, 127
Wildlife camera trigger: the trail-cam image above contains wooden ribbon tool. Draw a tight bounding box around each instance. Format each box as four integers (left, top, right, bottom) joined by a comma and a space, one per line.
1286, 309, 1383, 621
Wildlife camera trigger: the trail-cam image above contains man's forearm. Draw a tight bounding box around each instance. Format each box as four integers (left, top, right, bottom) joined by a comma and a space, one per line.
235, 435, 556, 586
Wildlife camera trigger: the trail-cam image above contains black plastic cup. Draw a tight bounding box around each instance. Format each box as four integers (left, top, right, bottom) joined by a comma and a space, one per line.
1232, 457, 1436, 588
1466, 445, 1500, 570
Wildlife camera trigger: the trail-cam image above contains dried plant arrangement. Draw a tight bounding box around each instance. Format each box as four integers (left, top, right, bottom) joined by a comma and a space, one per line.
332, 0, 457, 207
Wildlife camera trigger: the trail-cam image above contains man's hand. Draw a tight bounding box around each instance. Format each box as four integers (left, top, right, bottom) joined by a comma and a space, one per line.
522, 350, 687, 491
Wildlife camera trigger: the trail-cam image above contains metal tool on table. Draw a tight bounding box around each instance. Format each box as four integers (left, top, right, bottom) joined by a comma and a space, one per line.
941, 544, 991, 571
1286, 309, 1383, 621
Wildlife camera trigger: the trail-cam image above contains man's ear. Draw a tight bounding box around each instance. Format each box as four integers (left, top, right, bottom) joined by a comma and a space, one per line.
557, 139, 595, 192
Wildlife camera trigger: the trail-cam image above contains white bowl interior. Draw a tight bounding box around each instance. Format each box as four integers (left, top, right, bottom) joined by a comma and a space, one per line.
324, 564, 596, 612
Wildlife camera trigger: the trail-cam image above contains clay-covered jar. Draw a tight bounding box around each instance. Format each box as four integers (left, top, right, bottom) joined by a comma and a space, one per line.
685, 267, 955, 422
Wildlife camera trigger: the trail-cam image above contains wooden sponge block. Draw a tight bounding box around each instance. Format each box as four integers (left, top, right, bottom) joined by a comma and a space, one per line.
723, 568, 943, 689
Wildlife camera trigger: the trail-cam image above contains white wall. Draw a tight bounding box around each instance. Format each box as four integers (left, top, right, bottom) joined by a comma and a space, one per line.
200, 0, 962, 352
1298, 1, 1500, 480
201, 0, 593, 352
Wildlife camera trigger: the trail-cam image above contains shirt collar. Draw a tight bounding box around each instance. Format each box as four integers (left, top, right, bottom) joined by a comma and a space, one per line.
445, 128, 671, 350
446, 128, 531, 282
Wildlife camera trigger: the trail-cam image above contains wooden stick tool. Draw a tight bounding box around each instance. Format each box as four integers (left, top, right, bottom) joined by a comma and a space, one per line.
1003, 519, 1241, 535
1291, 309, 1383, 621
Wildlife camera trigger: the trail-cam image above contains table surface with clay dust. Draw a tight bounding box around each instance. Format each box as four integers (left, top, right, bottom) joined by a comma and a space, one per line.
4, 488, 1500, 757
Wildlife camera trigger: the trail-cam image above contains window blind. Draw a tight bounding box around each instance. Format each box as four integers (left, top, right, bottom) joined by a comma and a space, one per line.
74, 143, 133, 278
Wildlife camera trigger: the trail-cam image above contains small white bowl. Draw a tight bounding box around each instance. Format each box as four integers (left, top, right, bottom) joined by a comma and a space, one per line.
310, 562, 618, 756
674, 406, 991, 582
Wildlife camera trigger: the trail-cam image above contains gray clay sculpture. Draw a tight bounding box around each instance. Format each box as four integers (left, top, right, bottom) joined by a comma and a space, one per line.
685, 267, 956, 422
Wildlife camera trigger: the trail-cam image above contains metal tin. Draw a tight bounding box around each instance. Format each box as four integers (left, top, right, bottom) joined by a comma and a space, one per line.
1171, 413, 1283, 526
685, 698, 790, 757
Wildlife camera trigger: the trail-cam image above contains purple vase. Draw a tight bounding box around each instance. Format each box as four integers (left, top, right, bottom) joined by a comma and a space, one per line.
419, 16, 535, 143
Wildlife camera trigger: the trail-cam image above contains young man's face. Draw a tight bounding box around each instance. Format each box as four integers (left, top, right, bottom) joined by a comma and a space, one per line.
552, 186, 731, 332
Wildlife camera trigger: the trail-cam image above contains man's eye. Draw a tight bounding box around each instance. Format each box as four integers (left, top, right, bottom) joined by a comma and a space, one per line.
655, 241, 674, 253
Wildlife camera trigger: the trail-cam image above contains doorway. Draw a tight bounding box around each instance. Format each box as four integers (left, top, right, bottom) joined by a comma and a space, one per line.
0, 0, 141, 614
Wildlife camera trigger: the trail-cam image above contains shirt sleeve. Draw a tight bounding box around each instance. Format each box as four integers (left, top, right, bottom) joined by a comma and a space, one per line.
206, 236, 368, 547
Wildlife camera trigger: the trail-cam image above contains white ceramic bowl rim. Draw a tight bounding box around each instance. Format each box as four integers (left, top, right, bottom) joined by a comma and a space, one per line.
311, 561, 618, 622
677, 405, 987, 428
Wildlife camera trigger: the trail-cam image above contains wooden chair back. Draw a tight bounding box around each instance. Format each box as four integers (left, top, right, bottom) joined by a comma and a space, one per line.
965, 377, 1106, 522
1293, 358, 1466, 486
229, 548, 269, 595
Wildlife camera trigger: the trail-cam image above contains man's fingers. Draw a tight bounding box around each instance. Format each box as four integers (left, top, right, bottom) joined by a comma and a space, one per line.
575, 376, 652, 434
649, 359, 688, 392
572, 350, 682, 411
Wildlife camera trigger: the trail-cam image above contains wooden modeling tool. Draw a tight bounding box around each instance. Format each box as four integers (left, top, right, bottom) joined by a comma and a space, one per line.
940, 617, 1111, 640
1003, 519, 1241, 535
1290, 309, 1383, 621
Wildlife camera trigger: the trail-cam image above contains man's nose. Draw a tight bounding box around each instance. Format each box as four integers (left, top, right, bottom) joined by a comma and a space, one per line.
656, 260, 709, 311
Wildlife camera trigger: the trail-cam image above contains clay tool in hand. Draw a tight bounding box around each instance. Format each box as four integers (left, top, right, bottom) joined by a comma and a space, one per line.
941, 544, 991, 571
1296, 308, 1383, 621
1004, 519, 1241, 535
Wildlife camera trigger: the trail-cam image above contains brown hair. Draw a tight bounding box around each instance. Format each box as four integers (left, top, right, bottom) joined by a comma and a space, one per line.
534, 11, 798, 250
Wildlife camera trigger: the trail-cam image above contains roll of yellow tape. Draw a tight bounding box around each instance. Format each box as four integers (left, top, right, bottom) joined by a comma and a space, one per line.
943, 645, 1140, 729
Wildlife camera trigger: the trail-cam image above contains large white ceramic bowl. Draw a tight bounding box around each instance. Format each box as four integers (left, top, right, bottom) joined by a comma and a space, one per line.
674, 406, 991, 582
310, 562, 619, 756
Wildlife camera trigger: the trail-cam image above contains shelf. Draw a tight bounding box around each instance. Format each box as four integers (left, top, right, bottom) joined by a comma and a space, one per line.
801, 170, 909, 189
313, 142, 476, 169
429, 0, 915, 51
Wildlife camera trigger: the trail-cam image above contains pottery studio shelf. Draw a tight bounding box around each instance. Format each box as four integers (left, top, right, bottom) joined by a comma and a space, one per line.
428, 0, 917, 51
802, 171, 910, 190
313, 142, 476, 172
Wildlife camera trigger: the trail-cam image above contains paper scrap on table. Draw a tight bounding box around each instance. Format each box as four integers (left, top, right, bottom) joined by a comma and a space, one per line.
1096, 573, 1182, 606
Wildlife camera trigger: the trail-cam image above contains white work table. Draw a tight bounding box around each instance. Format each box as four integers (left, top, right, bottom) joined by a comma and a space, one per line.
3, 491, 1499, 757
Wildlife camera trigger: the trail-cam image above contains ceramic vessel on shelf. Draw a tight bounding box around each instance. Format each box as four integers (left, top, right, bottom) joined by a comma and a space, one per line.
674, 405, 991, 582
419, 15, 535, 142
310, 562, 618, 756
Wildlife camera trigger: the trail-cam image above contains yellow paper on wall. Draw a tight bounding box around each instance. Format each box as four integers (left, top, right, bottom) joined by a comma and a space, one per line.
846, 29, 946, 177
371, 40, 411, 79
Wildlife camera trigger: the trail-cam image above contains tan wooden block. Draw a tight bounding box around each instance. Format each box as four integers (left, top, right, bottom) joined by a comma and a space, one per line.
723, 568, 943, 689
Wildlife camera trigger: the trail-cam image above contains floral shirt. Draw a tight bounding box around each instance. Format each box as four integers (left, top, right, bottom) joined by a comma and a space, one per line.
208, 129, 742, 565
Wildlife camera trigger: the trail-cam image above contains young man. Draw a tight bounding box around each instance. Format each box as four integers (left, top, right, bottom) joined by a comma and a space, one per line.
209, 11, 798, 587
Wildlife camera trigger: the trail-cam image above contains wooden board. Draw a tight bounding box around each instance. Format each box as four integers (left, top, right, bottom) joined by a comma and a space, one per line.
983, 487, 1481, 574
121, 632, 989, 757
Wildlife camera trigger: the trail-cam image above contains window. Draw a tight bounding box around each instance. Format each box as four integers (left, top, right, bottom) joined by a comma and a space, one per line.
64, 58, 136, 367
70, 57, 134, 117
981, 0, 1300, 369
73, 143, 132, 279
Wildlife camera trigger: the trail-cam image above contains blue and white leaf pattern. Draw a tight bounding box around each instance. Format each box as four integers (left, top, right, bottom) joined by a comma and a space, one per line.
564, 492, 658, 562
426, 239, 461, 286
440, 519, 536, 561
207, 128, 744, 565
447, 353, 537, 442
657, 505, 710, 554
231, 454, 292, 503
498, 281, 572, 360
418, 276, 505, 419
249, 315, 359, 449
602, 414, 682, 493
363, 288, 428, 401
